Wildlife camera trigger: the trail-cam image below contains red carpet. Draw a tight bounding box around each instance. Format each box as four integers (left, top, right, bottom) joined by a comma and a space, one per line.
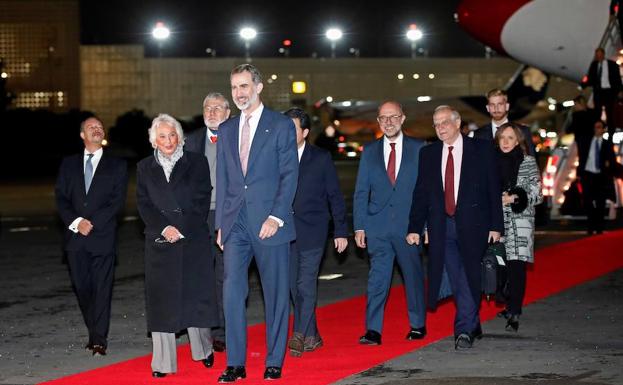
40, 231, 623, 385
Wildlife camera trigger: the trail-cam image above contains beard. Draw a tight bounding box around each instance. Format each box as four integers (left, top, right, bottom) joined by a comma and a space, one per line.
234, 91, 258, 111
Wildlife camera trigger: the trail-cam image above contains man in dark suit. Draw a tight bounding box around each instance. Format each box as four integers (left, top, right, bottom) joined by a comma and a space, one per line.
576, 119, 617, 234
473, 88, 536, 156
283, 108, 348, 357
185, 92, 231, 352
584, 47, 623, 138
215, 64, 298, 382
354, 101, 427, 346
407, 105, 503, 349
55, 116, 128, 356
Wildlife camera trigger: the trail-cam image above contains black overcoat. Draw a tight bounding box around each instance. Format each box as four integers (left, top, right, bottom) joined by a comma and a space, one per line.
136, 151, 218, 332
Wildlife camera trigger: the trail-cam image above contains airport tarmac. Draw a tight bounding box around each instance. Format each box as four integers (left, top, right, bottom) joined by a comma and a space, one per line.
1, 163, 622, 385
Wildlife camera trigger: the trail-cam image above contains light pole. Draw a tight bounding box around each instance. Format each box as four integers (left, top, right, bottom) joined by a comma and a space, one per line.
406, 24, 423, 59
240, 27, 257, 60
152, 21, 170, 57
325, 28, 343, 58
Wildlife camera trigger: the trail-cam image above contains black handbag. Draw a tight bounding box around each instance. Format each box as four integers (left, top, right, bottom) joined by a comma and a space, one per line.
481, 241, 506, 301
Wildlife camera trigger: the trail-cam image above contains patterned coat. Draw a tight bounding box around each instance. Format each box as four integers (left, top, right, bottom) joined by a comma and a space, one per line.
502, 155, 543, 263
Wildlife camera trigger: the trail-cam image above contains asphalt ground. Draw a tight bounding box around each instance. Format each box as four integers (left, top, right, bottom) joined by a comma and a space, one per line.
1, 161, 622, 385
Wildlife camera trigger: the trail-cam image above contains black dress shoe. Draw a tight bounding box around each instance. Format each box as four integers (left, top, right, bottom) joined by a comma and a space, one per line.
91, 345, 107, 356
263, 366, 282, 380
152, 371, 167, 378
497, 309, 510, 319
359, 330, 381, 345
406, 326, 427, 340
454, 333, 473, 349
506, 314, 519, 332
472, 324, 483, 340
218, 366, 246, 383
202, 352, 214, 368
213, 339, 226, 352
85, 343, 94, 351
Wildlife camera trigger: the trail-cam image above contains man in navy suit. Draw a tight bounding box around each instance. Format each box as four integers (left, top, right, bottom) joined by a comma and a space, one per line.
55, 116, 128, 356
584, 47, 623, 138
283, 108, 348, 357
353, 101, 426, 346
473, 88, 536, 157
215, 64, 298, 382
185, 92, 231, 352
407, 105, 503, 349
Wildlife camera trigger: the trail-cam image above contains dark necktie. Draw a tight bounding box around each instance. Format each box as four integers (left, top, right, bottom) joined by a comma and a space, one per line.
444, 146, 456, 216
597, 62, 603, 80
85, 153, 94, 193
387, 142, 396, 185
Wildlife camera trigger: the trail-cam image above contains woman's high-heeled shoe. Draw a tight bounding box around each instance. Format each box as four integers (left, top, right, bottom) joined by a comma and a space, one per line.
505, 314, 519, 332
152, 371, 167, 378
497, 309, 510, 319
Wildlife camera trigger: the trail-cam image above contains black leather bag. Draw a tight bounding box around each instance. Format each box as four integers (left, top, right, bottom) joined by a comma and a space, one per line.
482, 241, 506, 301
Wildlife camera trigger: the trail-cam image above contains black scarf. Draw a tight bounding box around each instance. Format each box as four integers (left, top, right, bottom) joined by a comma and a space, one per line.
497, 146, 524, 191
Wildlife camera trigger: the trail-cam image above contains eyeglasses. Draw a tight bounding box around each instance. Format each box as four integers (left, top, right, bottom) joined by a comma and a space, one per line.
432, 119, 457, 129
377, 115, 403, 124
204, 106, 227, 113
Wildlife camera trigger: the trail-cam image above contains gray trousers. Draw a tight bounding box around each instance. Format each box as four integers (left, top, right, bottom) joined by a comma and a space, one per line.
151, 327, 213, 373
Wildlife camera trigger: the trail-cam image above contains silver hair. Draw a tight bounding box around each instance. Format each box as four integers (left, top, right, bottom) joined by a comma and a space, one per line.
202, 92, 230, 109
231, 63, 262, 84
433, 105, 461, 121
148, 113, 185, 148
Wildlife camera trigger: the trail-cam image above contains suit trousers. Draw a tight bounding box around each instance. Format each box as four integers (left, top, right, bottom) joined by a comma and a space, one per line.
289, 243, 324, 338
66, 249, 114, 347
365, 233, 426, 333
444, 217, 480, 336
151, 327, 213, 373
582, 171, 608, 233
223, 205, 290, 367
208, 210, 225, 340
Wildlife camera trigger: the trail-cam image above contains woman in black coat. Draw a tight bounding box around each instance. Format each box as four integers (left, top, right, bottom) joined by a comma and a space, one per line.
137, 113, 219, 378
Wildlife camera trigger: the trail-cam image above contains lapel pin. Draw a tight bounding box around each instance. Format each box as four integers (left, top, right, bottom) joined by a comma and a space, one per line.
265, 129, 269, 132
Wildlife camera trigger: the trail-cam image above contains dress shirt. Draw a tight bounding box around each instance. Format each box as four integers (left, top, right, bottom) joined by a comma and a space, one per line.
383, 132, 403, 176
297, 142, 306, 162
491, 118, 509, 138
585, 136, 603, 173
599, 60, 611, 89
69, 148, 104, 233
441, 135, 463, 203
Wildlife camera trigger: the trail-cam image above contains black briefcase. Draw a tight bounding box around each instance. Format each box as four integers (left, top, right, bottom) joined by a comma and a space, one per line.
481, 241, 506, 301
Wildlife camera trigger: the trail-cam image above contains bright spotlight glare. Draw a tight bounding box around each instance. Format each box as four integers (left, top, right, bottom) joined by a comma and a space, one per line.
152, 22, 170, 40
406, 28, 423, 41
326, 28, 343, 41
240, 27, 257, 40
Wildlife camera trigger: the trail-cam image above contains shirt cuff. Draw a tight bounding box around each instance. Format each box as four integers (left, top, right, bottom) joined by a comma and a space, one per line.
69, 217, 83, 233
162, 226, 185, 238
268, 215, 284, 227
355, 230, 364, 233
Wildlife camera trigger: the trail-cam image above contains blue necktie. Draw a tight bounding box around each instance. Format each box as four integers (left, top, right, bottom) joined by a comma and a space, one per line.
85, 153, 94, 193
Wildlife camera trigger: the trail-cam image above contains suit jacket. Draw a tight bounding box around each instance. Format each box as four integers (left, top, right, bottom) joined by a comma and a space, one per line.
185, 127, 217, 210
136, 151, 218, 331
408, 136, 503, 309
586, 59, 622, 92
55, 151, 128, 254
353, 135, 424, 237
576, 135, 617, 177
293, 144, 348, 251
215, 107, 298, 246
473, 122, 536, 157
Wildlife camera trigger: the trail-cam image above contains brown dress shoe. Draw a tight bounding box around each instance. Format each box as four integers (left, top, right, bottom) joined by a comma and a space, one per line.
91, 345, 107, 356
288, 332, 304, 357
213, 339, 226, 352
304, 335, 323, 352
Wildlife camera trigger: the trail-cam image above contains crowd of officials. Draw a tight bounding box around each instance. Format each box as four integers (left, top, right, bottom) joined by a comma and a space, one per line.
54, 56, 617, 381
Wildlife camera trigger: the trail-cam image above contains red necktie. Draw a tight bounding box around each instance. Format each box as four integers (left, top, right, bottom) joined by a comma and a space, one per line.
210, 135, 217, 143
444, 146, 456, 216
387, 142, 396, 185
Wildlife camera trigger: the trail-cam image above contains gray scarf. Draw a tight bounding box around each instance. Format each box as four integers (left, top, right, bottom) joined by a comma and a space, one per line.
155, 145, 184, 182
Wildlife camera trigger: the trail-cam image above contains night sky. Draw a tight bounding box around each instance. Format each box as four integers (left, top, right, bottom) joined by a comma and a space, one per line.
80, 0, 485, 58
